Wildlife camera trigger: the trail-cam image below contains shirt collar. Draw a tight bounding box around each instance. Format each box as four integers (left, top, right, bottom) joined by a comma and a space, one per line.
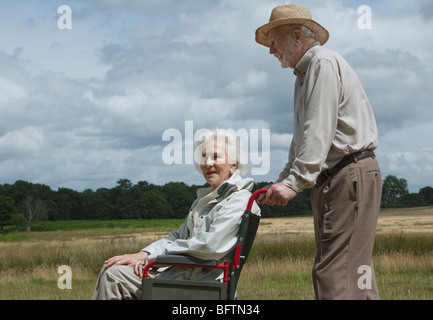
294, 42, 321, 83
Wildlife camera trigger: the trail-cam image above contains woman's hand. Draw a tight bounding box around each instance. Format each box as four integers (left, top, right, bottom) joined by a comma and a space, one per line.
134, 258, 149, 279
104, 251, 148, 269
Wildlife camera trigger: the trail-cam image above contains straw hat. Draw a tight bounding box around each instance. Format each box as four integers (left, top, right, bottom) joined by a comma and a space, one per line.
255, 4, 329, 47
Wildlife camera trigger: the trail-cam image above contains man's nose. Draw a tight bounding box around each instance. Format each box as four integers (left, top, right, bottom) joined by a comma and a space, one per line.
269, 44, 276, 55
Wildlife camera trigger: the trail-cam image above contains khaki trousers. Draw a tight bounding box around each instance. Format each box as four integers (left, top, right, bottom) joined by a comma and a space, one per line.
91, 265, 159, 300
310, 156, 382, 300
91, 265, 142, 300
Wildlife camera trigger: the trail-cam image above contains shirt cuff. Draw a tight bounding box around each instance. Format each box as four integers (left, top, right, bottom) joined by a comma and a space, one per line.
281, 174, 304, 193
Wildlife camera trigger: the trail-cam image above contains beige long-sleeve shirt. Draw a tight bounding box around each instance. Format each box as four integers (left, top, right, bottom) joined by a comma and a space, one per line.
276, 44, 379, 192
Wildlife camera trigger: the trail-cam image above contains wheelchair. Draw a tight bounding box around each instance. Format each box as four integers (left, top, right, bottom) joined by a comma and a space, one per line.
141, 188, 266, 300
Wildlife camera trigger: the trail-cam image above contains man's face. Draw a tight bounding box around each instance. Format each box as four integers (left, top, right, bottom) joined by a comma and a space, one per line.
268, 26, 299, 69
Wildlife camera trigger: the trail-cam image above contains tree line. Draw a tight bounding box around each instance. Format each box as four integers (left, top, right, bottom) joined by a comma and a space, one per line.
1, 175, 432, 231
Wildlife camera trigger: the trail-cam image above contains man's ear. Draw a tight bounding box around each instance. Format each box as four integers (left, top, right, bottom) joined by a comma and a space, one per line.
293, 29, 303, 41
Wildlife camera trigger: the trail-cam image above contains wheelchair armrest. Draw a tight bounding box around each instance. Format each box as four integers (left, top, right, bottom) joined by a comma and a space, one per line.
154, 254, 218, 266
143, 254, 224, 279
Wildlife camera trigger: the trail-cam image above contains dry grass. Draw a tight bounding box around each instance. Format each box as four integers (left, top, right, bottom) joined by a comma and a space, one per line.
256, 206, 433, 236
238, 207, 433, 300
0, 206, 432, 300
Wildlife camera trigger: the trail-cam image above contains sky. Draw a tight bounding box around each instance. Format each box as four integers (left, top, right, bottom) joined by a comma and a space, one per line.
0, 0, 432, 193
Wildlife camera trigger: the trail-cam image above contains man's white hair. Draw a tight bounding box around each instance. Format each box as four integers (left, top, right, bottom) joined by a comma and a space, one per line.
282, 24, 318, 41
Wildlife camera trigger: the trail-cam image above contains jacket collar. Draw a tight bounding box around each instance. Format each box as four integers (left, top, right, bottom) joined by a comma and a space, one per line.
196, 171, 254, 201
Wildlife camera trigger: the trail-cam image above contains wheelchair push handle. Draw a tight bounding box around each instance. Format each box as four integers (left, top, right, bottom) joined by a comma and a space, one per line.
246, 188, 267, 211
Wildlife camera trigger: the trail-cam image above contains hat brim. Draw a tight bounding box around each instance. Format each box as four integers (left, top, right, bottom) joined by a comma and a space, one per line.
255, 18, 329, 47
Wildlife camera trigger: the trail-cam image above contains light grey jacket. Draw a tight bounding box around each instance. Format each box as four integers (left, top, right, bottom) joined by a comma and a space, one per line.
141, 173, 260, 281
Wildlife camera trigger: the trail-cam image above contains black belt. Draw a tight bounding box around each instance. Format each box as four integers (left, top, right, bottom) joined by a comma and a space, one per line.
316, 150, 376, 186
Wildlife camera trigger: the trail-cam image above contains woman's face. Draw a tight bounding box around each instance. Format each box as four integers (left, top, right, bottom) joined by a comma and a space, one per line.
200, 139, 237, 189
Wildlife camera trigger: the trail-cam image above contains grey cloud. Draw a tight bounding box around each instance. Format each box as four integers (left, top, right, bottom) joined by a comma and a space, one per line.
342, 47, 432, 135
419, 0, 433, 21
99, 0, 214, 14
344, 48, 422, 70
1, 0, 432, 191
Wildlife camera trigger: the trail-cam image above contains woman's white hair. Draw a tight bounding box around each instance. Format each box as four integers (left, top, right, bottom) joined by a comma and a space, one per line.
193, 130, 250, 176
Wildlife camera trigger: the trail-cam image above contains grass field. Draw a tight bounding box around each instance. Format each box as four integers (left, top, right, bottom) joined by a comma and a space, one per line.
0, 207, 432, 300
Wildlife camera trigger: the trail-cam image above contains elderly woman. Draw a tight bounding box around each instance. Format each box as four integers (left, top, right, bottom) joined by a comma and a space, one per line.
91, 131, 260, 300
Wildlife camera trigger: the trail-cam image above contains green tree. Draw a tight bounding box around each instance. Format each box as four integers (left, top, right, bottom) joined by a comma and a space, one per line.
419, 186, 433, 205
145, 190, 169, 219
18, 196, 48, 232
2, 180, 58, 219
382, 175, 410, 207
117, 184, 149, 219
10, 213, 27, 231
162, 182, 196, 218
56, 187, 86, 220
92, 188, 115, 220
0, 196, 20, 230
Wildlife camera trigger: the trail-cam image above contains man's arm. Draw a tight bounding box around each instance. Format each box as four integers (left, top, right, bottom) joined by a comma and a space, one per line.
261, 58, 340, 206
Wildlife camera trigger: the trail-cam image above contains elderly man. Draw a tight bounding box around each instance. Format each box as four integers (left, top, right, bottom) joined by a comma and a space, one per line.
255, 4, 382, 300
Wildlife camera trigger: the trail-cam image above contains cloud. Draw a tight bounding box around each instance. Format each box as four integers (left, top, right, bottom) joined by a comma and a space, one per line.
343, 47, 432, 132
0, 77, 27, 105
226, 70, 269, 96
419, 0, 433, 21
0, 126, 44, 156
0, 0, 432, 193
380, 150, 433, 192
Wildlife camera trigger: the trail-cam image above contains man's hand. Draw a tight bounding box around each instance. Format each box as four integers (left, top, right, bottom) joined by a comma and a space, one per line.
257, 182, 297, 206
